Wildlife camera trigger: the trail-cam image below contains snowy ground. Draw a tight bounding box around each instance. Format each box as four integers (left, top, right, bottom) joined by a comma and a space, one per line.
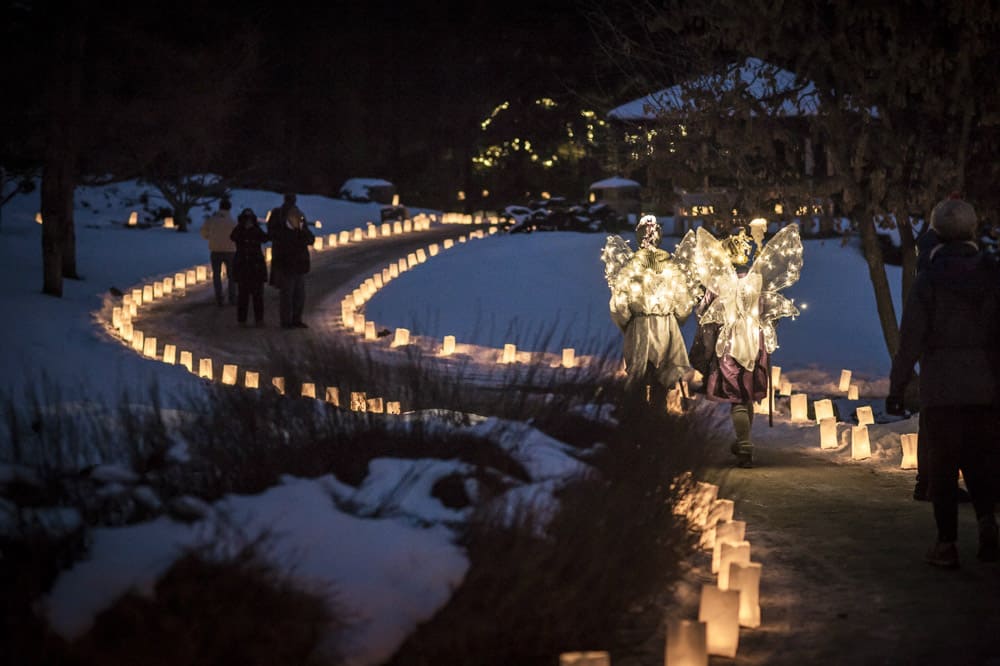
365, 230, 903, 376
0, 181, 393, 405
3, 179, 962, 664
43, 472, 470, 666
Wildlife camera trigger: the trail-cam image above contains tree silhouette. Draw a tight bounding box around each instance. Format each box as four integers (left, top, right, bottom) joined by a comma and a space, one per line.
590, 0, 1000, 362
1, 3, 260, 295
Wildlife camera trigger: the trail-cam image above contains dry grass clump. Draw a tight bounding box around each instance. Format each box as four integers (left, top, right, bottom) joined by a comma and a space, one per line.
66, 535, 346, 666
159, 332, 618, 506
388, 397, 721, 665
1, 514, 346, 666
167, 382, 531, 501
262, 331, 620, 423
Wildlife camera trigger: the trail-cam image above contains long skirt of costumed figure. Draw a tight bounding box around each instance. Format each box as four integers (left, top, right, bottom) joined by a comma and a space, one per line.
688, 223, 803, 467
601, 215, 703, 413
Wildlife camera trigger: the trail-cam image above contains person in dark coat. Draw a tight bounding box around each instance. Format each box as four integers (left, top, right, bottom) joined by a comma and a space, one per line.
267, 193, 299, 286
911, 218, 972, 504
910, 222, 940, 502
887, 197, 1000, 568
269, 205, 314, 329
230, 208, 269, 326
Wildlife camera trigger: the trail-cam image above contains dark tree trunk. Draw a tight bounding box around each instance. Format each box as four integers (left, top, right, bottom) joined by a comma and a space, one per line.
63, 205, 79, 279
41, 11, 85, 295
40, 170, 65, 297
41, 147, 77, 294
61, 15, 84, 280
0, 166, 6, 231
858, 207, 900, 359
174, 206, 191, 232
825, 106, 903, 364
897, 216, 917, 304
159, 185, 191, 232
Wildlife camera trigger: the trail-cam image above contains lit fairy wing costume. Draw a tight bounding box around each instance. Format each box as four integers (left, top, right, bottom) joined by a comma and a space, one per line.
685, 222, 802, 466
601, 234, 635, 329
747, 223, 803, 356
601, 218, 702, 389
690, 224, 802, 395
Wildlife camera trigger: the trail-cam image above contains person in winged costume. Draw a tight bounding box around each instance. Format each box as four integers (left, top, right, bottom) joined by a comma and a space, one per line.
688, 224, 803, 467
601, 215, 701, 408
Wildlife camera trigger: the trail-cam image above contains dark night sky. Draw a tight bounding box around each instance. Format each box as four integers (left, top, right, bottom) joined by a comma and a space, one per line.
2, 1, 613, 202
221, 0, 611, 197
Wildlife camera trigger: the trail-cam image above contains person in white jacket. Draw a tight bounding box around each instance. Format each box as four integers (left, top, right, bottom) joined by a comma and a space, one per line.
200, 199, 237, 306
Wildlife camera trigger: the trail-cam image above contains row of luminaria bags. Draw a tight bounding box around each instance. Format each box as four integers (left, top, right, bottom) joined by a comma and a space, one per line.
107, 212, 452, 413
765, 366, 918, 467
336, 225, 581, 369
556, 481, 758, 665
106, 213, 583, 409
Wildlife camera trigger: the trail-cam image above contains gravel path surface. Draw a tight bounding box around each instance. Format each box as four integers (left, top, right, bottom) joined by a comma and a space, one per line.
708, 446, 1000, 665
132, 226, 469, 373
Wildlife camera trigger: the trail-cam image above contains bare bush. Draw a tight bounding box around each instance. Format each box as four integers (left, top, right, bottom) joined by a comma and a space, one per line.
67, 527, 347, 666
388, 399, 722, 665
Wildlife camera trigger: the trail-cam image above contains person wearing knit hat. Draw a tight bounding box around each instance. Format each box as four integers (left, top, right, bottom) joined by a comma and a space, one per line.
266, 194, 299, 251
230, 208, 269, 327
929, 197, 978, 242
888, 196, 999, 568
910, 195, 978, 504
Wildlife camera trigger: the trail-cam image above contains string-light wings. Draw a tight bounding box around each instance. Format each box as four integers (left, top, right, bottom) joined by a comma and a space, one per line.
672, 229, 699, 277
695, 224, 802, 370
601, 235, 633, 289
750, 224, 803, 354
600, 235, 702, 326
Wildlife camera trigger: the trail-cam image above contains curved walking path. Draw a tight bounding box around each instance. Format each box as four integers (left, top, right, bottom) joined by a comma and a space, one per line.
110, 224, 1000, 664
714, 445, 1000, 665
131, 225, 470, 375
122, 223, 596, 408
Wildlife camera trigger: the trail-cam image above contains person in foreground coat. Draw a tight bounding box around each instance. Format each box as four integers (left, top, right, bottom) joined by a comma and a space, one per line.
269, 205, 314, 329
887, 197, 999, 568
230, 208, 269, 326
910, 217, 972, 505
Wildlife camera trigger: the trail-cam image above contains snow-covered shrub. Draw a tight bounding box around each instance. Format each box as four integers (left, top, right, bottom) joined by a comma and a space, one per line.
64, 530, 347, 666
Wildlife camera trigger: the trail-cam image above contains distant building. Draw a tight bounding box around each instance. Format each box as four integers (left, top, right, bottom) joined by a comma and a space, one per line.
588, 177, 642, 220
338, 178, 397, 205
606, 57, 838, 231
